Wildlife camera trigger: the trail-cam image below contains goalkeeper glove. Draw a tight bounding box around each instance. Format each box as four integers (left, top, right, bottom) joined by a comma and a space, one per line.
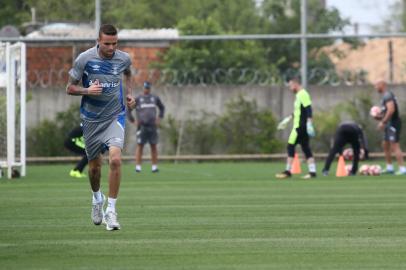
277, 115, 292, 130
306, 121, 316, 137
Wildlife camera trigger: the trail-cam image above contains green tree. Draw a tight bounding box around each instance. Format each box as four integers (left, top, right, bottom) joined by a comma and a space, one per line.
0, 0, 30, 29
261, 0, 350, 72
155, 16, 269, 84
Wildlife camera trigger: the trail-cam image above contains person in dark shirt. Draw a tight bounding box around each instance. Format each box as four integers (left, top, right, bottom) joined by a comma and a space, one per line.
64, 125, 88, 178
127, 81, 165, 173
322, 122, 369, 176
374, 80, 406, 175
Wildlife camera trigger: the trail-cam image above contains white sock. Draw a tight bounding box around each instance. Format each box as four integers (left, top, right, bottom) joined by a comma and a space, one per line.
136, 165, 142, 171
399, 166, 406, 173
106, 197, 117, 213
386, 164, 394, 171
308, 163, 316, 173
152, 164, 158, 171
92, 190, 102, 203
285, 163, 291, 172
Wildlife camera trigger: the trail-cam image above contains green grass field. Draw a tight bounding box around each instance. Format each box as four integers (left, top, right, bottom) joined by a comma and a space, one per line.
1, 162, 406, 270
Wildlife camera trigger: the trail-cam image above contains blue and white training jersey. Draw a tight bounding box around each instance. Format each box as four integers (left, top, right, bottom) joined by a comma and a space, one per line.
69, 45, 132, 123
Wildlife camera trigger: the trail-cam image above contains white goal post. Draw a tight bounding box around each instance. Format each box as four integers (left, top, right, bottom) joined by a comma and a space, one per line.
0, 42, 26, 179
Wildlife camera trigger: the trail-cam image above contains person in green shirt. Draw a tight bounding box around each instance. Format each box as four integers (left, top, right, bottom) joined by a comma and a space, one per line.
276, 77, 317, 179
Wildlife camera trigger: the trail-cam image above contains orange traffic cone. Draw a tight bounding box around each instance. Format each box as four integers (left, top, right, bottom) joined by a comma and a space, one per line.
291, 153, 302, 174
336, 155, 347, 177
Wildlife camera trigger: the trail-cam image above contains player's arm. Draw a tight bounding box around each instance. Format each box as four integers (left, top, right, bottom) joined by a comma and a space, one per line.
154, 97, 165, 127
124, 67, 135, 109
304, 104, 315, 136
126, 102, 136, 124
156, 97, 165, 119
66, 76, 102, 96
381, 100, 395, 125
358, 128, 369, 159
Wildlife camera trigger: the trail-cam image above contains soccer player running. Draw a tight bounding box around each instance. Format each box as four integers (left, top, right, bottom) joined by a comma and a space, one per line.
374, 80, 406, 175
127, 81, 165, 173
64, 125, 88, 178
276, 77, 317, 179
322, 122, 369, 176
66, 24, 135, 230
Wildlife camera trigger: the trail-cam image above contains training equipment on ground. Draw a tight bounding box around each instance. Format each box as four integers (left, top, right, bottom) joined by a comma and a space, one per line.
0, 42, 26, 179
343, 148, 353, 161
359, 164, 370, 175
291, 153, 302, 174
370, 106, 382, 119
345, 164, 352, 175
277, 115, 292, 130
336, 155, 347, 177
368, 164, 382, 176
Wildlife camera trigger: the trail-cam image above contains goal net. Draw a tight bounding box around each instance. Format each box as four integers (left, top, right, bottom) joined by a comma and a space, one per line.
0, 42, 26, 179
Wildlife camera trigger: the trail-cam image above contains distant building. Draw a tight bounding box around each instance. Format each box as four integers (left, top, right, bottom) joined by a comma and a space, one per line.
325, 38, 406, 84
25, 23, 179, 88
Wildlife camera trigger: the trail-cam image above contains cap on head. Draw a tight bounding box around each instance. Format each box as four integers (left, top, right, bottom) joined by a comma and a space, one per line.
143, 81, 151, 89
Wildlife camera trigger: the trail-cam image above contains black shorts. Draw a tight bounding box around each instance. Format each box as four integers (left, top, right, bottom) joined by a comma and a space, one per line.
384, 121, 401, 142
137, 125, 158, 145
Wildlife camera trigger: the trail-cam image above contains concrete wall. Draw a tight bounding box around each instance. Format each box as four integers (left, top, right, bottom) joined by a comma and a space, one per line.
26, 84, 406, 154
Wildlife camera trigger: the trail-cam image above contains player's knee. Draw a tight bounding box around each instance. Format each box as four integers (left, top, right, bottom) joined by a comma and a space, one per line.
302, 145, 313, 159
109, 156, 122, 169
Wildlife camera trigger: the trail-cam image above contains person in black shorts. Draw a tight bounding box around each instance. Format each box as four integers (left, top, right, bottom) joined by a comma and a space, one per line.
127, 81, 165, 173
374, 80, 406, 175
322, 122, 369, 176
64, 125, 88, 178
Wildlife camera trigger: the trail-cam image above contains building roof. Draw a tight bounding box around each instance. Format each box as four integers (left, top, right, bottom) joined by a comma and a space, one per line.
26, 23, 179, 40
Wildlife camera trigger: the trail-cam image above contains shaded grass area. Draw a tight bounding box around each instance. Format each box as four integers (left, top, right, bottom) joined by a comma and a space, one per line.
1, 162, 406, 269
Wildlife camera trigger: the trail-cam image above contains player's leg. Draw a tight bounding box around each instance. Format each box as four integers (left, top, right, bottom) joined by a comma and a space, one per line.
135, 126, 146, 172
103, 118, 126, 230
150, 126, 159, 172
135, 144, 144, 172
300, 135, 316, 179
75, 155, 88, 176
389, 122, 406, 174
390, 142, 406, 174
276, 128, 298, 178
65, 138, 86, 177
322, 131, 345, 175
107, 146, 121, 201
350, 141, 361, 175
103, 146, 122, 230
382, 125, 394, 173
150, 144, 159, 172
88, 155, 105, 225
322, 144, 342, 176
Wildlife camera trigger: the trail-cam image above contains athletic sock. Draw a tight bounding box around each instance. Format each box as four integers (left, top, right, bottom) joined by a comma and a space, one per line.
106, 197, 117, 213
285, 163, 292, 172
308, 163, 316, 173
136, 165, 142, 171
386, 164, 394, 171
399, 166, 406, 173
152, 164, 158, 171
92, 190, 102, 203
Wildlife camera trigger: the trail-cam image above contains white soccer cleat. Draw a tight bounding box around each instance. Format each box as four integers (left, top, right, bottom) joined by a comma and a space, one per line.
104, 211, 121, 231
91, 194, 105, 225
